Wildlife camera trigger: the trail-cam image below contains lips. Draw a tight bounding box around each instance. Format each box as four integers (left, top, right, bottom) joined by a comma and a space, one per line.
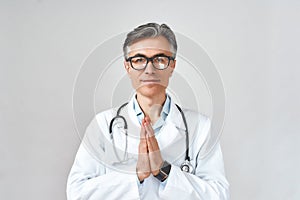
141, 80, 160, 82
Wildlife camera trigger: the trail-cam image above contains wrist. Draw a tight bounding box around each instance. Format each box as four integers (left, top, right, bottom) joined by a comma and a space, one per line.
137, 175, 144, 183
136, 168, 146, 183
154, 160, 171, 182
152, 160, 164, 176
152, 169, 160, 176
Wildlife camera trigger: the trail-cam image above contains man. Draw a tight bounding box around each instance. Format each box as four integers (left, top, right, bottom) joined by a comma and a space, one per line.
67, 23, 229, 199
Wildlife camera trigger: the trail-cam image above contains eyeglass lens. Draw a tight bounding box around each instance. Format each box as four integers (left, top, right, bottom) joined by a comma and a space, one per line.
130, 56, 170, 70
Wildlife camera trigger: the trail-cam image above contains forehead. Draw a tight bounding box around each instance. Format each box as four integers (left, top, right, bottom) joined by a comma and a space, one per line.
127, 36, 172, 56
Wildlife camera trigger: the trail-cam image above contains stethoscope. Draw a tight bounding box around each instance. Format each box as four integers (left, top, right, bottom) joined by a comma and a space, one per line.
109, 102, 194, 174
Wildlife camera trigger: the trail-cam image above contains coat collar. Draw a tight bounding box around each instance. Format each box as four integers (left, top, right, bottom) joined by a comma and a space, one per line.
124, 93, 187, 152
127, 93, 187, 131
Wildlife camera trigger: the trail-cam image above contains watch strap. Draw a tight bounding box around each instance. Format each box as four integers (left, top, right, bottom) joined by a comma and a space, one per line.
154, 161, 171, 182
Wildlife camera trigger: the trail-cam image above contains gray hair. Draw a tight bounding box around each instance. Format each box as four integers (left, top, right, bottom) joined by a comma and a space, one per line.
123, 23, 177, 58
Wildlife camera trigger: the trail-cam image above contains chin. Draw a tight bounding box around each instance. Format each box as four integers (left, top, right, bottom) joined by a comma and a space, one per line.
136, 84, 166, 97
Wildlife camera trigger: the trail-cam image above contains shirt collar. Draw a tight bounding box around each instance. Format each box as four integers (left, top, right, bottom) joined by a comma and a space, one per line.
133, 94, 171, 124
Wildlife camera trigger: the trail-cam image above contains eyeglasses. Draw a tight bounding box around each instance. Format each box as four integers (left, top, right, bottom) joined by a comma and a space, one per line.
126, 54, 175, 70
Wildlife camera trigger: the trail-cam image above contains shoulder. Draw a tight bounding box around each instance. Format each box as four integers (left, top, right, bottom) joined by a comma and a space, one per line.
180, 107, 211, 128
83, 107, 118, 141
94, 107, 119, 123
82, 107, 118, 136
180, 108, 211, 144
182, 108, 209, 120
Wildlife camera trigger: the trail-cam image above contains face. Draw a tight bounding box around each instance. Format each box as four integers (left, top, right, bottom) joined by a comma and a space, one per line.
124, 36, 176, 97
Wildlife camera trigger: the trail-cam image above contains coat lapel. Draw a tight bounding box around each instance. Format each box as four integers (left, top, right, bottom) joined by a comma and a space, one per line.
112, 94, 187, 162
156, 101, 187, 162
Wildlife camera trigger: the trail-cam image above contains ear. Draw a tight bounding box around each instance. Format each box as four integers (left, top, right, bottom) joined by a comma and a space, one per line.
169, 59, 176, 76
124, 60, 130, 73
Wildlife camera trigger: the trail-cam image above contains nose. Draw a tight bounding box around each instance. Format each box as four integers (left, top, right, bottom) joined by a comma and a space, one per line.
144, 62, 156, 74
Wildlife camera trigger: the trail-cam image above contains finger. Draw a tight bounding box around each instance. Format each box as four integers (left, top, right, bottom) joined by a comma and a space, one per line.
148, 150, 163, 172
144, 120, 155, 151
140, 121, 147, 140
146, 133, 154, 152
139, 141, 148, 153
144, 117, 155, 137
144, 121, 159, 152
146, 131, 161, 153
144, 116, 151, 125
139, 121, 148, 153
136, 151, 151, 174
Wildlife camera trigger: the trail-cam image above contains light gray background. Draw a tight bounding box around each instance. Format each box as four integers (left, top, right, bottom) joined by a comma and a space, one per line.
1, 0, 299, 199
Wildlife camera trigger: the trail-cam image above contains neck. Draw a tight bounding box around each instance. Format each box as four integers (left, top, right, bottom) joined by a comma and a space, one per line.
136, 91, 166, 124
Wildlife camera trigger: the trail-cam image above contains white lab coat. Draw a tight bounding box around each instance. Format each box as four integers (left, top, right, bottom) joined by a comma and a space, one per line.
67, 96, 230, 200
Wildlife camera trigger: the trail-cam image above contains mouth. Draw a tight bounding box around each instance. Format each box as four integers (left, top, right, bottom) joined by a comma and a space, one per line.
141, 80, 160, 83
140, 79, 161, 86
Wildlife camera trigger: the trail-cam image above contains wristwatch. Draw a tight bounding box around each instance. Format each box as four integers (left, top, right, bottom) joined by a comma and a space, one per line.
154, 160, 172, 182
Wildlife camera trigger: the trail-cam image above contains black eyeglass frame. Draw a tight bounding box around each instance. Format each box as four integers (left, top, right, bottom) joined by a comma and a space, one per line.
125, 54, 175, 70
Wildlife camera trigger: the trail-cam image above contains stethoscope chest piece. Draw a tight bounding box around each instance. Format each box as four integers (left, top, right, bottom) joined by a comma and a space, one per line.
180, 160, 194, 174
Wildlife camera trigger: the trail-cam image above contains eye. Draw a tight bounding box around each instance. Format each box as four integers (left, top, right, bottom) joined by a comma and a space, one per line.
131, 57, 146, 64
154, 57, 168, 64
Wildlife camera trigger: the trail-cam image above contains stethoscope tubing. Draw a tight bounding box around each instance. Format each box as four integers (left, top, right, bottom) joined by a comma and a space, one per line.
109, 102, 193, 173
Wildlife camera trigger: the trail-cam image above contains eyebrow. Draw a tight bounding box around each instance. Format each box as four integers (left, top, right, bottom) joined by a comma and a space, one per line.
130, 53, 169, 58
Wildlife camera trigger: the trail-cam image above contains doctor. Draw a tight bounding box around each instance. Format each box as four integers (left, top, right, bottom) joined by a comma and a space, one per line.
67, 23, 229, 199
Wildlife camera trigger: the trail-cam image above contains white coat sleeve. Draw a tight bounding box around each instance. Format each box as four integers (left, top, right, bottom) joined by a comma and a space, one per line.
158, 119, 230, 200
66, 115, 140, 200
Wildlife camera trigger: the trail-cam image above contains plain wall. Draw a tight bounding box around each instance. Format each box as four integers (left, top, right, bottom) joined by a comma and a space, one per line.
1, 0, 299, 199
